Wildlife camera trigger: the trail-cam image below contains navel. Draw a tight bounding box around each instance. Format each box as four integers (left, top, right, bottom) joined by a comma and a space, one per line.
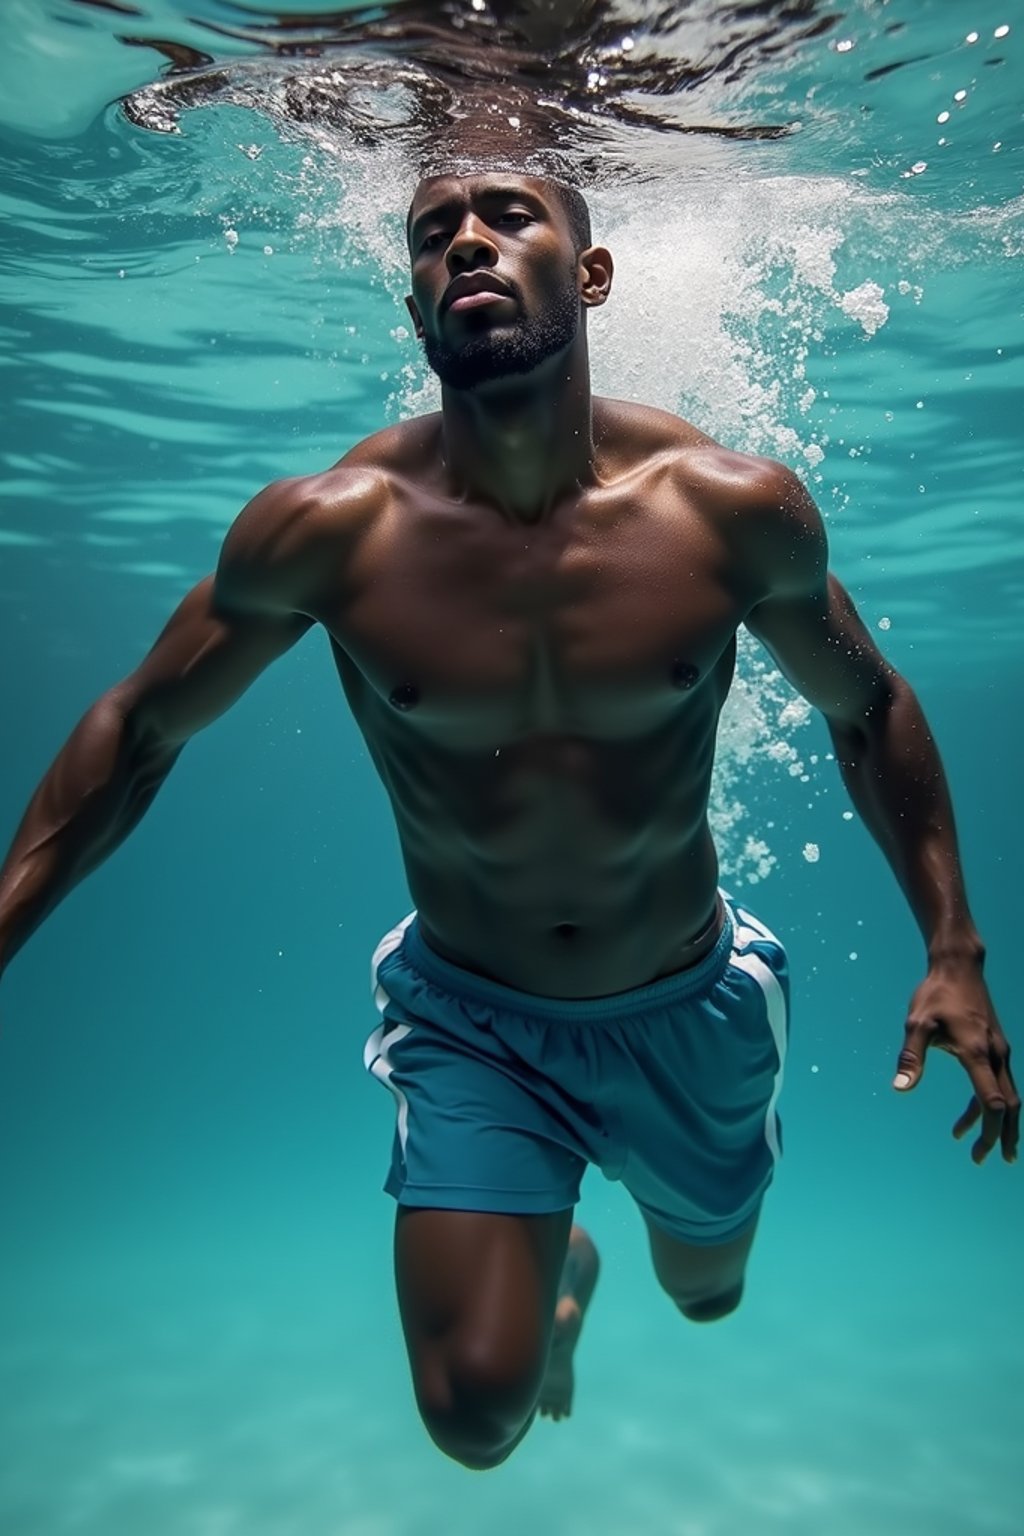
671, 659, 700, 691
389, 682, 420, 711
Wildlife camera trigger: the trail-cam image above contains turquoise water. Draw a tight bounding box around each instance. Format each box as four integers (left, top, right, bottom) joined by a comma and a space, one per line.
1, 2, 1021, 1531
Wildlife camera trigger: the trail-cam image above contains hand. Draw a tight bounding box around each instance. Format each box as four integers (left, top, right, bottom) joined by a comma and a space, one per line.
893, 961, 1019, 1164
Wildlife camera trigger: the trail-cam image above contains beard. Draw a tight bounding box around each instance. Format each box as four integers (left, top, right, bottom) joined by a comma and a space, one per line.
422, 268, 580, 390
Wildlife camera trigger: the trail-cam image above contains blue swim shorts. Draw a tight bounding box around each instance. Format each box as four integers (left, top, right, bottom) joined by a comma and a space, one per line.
363, 896, 789, 1247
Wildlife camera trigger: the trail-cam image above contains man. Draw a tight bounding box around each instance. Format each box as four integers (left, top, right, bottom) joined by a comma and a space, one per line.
0, 171, 1017, 1472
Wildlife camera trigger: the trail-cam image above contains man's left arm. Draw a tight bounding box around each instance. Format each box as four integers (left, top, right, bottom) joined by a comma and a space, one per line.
741, 462, 1018, 1166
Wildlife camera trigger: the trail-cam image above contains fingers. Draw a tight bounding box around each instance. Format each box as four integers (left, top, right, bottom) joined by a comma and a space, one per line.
952, 1096, 981, 1140
899, 1017, 1020, 1165
964, 1041, 1019, 1165
893, 1019, 933, 1091
959, 1053, 1007, 1165
998, 1051, 1020, 1164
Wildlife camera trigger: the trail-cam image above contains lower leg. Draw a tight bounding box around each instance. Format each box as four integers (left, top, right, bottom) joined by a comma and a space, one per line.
643, 1210, 758, 1323
538, 1223, 600, 1421
558, 1222, 601, 1311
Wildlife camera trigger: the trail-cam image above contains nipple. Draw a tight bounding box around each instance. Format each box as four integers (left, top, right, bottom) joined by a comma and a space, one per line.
389, 682, 420, 711
671, 660, 700, 690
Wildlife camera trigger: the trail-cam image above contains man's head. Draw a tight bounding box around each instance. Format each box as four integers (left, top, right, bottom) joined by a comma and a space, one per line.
404, 171, 611, 391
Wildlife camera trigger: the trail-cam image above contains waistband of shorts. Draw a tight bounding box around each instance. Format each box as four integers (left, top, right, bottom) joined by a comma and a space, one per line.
397, 900, 737, 1023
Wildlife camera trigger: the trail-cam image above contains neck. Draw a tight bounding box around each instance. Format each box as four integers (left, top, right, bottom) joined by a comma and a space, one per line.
438, 338, 597, 523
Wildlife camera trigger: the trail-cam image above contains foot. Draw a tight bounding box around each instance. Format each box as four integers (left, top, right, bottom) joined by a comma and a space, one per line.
538, 1294, 584, 1422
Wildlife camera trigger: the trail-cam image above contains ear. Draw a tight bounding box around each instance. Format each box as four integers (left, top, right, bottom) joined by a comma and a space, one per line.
579, 246, 613, 310
405, 294, 424, 337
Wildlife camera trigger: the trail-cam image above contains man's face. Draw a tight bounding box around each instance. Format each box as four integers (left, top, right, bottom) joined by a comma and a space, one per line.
405, 174, 582, 390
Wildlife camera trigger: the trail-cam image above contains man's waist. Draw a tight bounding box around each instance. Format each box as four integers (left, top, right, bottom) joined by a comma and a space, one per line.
399, 896, 734, 1015
411, 891, 727, 1001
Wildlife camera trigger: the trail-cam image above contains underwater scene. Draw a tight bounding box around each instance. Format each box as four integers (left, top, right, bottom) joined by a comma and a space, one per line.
0, 1, 1021, 1532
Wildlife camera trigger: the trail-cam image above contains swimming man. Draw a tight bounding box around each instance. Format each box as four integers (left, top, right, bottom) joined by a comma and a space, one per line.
0, 171, 1017, 1471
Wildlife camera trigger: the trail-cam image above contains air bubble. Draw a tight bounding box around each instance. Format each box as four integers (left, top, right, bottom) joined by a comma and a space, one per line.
803, 843, 820, 864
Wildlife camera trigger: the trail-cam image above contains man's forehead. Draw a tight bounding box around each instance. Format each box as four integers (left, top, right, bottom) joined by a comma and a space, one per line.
409, 172, 555, 222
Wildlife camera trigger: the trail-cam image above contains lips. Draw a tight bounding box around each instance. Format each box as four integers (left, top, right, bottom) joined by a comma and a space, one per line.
442, 273, 513, 314
449, 290, 507, 312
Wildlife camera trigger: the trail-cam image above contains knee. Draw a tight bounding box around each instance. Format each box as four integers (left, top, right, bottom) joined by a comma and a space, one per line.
415, 1338, 542, 1470
676, 1280, 744, 1324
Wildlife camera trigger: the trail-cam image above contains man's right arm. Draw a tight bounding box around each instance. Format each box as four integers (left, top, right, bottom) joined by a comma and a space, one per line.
0, 476, 323, 979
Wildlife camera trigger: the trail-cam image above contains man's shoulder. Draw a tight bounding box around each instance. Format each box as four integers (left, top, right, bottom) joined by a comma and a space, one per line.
335, 414, 443, 484
216, 459, 394, 617
679, 446, 826, 601
676, 442, 812, 519
602, 400, 826, 598
597, 398, 807, 506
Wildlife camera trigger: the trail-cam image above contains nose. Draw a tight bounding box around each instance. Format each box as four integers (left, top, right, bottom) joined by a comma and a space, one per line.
446, 215, 499, 274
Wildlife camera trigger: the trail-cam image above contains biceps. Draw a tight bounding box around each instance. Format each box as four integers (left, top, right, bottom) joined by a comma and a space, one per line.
745, 575, 895, 722
112, 575, 312, 745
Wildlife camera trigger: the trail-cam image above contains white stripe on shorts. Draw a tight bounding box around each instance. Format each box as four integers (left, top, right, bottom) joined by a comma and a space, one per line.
369, 911, 416, 1014
364, 1019, 414, 1159
733, 904, 781, 952
728, 946, 788, 1165
366, 912, 417, 1161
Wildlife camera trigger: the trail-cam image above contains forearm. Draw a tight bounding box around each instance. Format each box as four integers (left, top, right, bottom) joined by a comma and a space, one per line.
0, 691, 178, 976
828, 677, 983, 964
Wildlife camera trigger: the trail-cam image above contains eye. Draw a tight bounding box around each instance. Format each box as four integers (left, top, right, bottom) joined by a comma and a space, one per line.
497, 212, 532, 228
420, 230, 448, 252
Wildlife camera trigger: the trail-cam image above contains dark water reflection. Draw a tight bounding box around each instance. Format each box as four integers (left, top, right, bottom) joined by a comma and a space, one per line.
116, 0, 837, 176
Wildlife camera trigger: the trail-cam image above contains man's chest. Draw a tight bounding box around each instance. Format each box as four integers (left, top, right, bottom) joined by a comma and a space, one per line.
322, 496, 743, 739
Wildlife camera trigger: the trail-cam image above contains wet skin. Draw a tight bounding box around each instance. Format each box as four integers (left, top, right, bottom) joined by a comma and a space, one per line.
317, 175, 759, 991
322, 400, 741, 996
0, 173, 1016, 1133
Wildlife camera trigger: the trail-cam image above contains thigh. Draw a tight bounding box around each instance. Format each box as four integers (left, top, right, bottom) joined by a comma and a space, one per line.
395, 1206, 573, 1407
642, 1207, 759, 1321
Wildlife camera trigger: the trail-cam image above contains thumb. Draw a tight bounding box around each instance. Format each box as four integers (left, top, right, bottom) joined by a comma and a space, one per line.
893, 1020, 932, 1091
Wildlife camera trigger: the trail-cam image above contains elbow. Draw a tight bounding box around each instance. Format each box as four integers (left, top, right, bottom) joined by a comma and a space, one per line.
100, 685, 181, 774
827, 673, 905, 760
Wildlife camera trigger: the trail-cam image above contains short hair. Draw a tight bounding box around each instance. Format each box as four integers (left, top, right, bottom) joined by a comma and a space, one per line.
547, 180, 592, 255
406, 175, 592, 255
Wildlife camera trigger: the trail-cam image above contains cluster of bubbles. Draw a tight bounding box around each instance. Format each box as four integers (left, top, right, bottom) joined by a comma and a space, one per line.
712, 635, 813, 883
